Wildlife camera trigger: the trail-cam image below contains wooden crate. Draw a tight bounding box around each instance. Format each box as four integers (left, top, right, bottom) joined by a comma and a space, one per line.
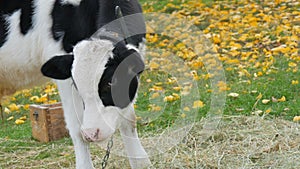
29, 102, 69, 143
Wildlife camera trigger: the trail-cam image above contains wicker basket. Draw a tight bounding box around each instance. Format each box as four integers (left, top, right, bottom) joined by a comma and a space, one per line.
29, 103, 69, 143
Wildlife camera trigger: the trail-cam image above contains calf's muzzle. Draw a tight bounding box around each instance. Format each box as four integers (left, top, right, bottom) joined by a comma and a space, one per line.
81, 128, 102, 142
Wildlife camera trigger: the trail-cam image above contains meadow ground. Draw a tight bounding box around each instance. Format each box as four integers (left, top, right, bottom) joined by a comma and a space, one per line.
1, 0, 300, 168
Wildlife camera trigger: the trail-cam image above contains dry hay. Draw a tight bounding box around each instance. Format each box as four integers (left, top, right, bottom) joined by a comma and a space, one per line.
106, 115, 300, 168
144, 116, 300, 169
1, 115, 300, 169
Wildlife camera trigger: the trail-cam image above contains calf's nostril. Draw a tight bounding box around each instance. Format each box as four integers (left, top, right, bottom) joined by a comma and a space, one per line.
81, 128, 101, 142
94, 128, 100, 139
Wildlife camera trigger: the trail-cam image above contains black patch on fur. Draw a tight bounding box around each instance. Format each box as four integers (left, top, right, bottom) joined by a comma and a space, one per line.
20, 0, 34, 35
51, 0, 99, 53
0, 16, 7, 47
98, 43, 144, 108
0, 0, 34, 47
51, 0, 146, 52
41, 55, 74, 80
98, 0, 146, 47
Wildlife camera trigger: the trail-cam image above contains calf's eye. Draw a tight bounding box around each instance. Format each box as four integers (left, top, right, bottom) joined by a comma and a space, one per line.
102, 84, 111, 92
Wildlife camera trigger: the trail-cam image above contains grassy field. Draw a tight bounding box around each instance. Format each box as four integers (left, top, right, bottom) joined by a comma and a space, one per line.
1, 0, 300, 168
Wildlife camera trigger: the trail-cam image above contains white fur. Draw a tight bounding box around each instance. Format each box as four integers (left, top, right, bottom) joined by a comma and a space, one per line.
72, 40, 151, 168
0, 0, 61, 97
126, 39, 147, 61
119, 106, 152, 168
56, 79, 94, 169
0, 1, 151, 169
72, 40, 119, 140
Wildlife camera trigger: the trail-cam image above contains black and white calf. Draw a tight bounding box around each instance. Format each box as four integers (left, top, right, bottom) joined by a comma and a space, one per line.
0, 0, 151, 168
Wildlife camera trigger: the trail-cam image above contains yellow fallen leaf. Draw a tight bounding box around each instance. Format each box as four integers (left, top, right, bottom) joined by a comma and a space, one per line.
217, 81, 231, 91
252, 110, 263, 115
155, 82, 163, 86
149, 61, 160, 70
293, 116, 300, 122
167, 77, 177, 84
228, 92, 239, 98
292, 80, 299, 85
8, 103, 20, 112
272, 97, 278, 102
262, 99, 270, 104
236, 108, 244, 112
146, 24, 155, 33
256, 93, 263, 100
15, 119, 25, 125
151, 106, 161, 112
44, 88, 54, 94
288, 62, 297, 68
193, 100, 205, 108
23, 104, 30, 110
149, 86, 163, 92
151, 92, 160, 99
4, 107, 10, 114
164, 95, 174, 102
173, 86, 181, 91
277, 96, 286, 102
47, 100, 57, 104
271, 46, 288, 53
136, 116, 142, 121
183, 107, 190, 111
7, 116, 14, 121
212, 35, 221, 44
207, 89, 213, 93
257, 71, 263, 77
265, 108, 272, 114
36, 95, 48, 103
181, 86, 191, 95
10, 97, 16, 101
19, 116, 27, 121
172, 93, 180, 100
30, 96, 39, 101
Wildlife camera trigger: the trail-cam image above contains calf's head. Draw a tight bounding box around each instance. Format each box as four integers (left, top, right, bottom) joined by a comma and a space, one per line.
41, 39, 144, 142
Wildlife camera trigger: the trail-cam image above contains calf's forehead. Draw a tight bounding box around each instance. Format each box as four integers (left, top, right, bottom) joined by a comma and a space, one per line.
72, 40, 114, 94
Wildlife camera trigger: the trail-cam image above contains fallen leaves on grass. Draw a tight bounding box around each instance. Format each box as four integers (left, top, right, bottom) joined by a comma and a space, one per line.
192, 100, 205, 108
3, 0, 300, 127
228, 92, 239, 98
256, 93, 263, 100
293, 116, 300, 122
3, 83, 60, 125
6, 116, 14, 121
15, 119, 25, 125
262, 99, 270, 104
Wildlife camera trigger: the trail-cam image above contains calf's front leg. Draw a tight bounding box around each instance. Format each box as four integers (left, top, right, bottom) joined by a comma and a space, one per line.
56, 79, 94, 169
120, 106, 152, 169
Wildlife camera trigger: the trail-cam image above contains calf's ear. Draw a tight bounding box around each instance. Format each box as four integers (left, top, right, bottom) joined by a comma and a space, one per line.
41, 55, 74, 80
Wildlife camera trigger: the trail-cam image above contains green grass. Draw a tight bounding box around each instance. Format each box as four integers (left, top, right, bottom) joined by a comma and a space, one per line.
140, 0, 183, 11
134, 54, 300, 135
139, 0, 215, 11
1, 0, 298, 140
221, 57, 300, 119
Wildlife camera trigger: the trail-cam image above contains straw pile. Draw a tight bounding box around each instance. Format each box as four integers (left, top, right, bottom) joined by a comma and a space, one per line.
1, 115, 299, 169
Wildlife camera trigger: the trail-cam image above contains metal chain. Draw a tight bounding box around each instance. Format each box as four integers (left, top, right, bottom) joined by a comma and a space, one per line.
101, 136, 114, 169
